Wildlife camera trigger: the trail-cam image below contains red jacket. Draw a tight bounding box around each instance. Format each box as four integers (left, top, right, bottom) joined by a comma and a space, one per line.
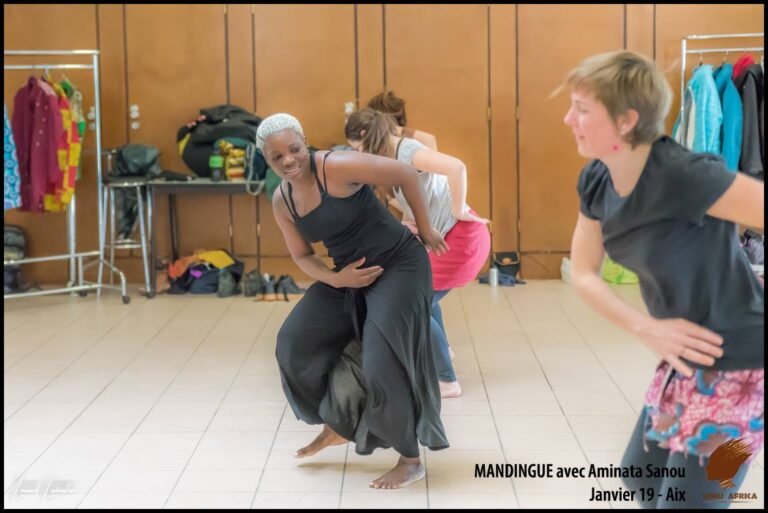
733, 54, 756, 81
11, 78, 63, 212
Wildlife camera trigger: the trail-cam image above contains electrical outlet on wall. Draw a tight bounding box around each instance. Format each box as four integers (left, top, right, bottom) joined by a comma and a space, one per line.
344, 102, 355, 115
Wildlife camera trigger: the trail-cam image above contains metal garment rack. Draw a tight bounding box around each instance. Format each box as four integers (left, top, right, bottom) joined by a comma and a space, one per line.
679, 32, 764, 122
4, 49, 130, 304
679, 33, 765, 246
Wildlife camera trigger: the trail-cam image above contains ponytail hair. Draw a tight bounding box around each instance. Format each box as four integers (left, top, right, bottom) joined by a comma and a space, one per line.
367, 90, 407, 126
344, 108, 398, 157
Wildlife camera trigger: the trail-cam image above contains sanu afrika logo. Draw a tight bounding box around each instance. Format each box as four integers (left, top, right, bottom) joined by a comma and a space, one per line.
707, 438, 752, 489
703, 438, 758, 503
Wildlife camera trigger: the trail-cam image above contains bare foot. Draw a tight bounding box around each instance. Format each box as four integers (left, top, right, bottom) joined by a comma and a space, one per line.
369, 456, 425, 490
294, 424, 347, 458
448, 346, 455, 361
439, 380, 462, 398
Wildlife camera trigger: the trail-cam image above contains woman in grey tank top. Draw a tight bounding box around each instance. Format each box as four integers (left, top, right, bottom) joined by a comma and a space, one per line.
346, 108, 492, 400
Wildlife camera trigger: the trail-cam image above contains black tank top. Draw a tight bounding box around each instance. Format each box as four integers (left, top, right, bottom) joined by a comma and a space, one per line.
279, 150, 415, 271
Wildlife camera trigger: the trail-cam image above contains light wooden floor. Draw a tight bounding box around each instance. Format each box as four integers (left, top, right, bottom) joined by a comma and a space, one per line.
3, 281, 764, 509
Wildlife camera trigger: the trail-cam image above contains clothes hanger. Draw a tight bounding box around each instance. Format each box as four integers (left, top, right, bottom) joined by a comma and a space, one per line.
692, 50, 703, 72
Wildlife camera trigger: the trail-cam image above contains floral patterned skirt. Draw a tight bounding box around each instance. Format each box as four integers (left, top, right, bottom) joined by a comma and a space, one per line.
643, 362, 764, 464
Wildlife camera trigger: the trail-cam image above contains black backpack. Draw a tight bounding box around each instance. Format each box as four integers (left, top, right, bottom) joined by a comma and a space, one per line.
113, 144, 163, 178
176, 105, 264, 178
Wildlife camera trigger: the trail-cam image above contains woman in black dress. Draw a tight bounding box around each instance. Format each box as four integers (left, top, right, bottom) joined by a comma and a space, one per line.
257, 113, 449, 490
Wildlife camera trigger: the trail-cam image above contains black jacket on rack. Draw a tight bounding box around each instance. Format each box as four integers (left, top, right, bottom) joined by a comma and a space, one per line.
734, 63, 764, 179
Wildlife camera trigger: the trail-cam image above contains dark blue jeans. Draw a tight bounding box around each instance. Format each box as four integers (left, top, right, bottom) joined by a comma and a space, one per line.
431, 289, 457, 382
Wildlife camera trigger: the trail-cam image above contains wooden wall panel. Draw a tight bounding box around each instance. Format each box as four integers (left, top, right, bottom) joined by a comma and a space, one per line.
356, 4, 384, 109
257, 204, 286, 261
253, 5, 356, 148
521, 254, 566, 281
626, 4, 654, 57
227, 4, 256, 112
385, 4, 490, 221
124, 5, 227, 172
96, 5, 128, 152
517, 5, 623, 258
489, 5, 518, 255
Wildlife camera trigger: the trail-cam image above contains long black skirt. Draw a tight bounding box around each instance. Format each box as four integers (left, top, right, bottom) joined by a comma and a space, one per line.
275, 241, 449, 457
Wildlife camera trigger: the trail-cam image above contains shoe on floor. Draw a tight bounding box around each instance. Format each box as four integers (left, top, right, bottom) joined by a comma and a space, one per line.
277, 274, 306, 295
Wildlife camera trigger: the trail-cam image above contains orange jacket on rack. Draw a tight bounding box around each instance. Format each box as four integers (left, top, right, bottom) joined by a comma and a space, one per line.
60, 77, 85, 180
43, 82, 78, 212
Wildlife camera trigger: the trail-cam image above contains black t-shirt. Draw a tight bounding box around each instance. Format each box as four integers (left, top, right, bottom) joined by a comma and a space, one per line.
577, 136, 764, 371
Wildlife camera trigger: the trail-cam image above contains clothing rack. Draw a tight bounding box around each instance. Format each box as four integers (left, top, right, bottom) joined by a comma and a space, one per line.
679, 33, 765, 265
3, 49, 130, 304
679, 32, 764, 122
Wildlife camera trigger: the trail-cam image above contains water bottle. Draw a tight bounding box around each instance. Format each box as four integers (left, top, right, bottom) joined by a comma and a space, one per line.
209, 154, 225, 182
489, 267, 499, 287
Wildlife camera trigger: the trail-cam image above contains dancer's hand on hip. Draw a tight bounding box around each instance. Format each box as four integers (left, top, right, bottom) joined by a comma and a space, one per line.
419, 228, 449, 256
636, 318, 725, 377
332, 257, 384, 288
